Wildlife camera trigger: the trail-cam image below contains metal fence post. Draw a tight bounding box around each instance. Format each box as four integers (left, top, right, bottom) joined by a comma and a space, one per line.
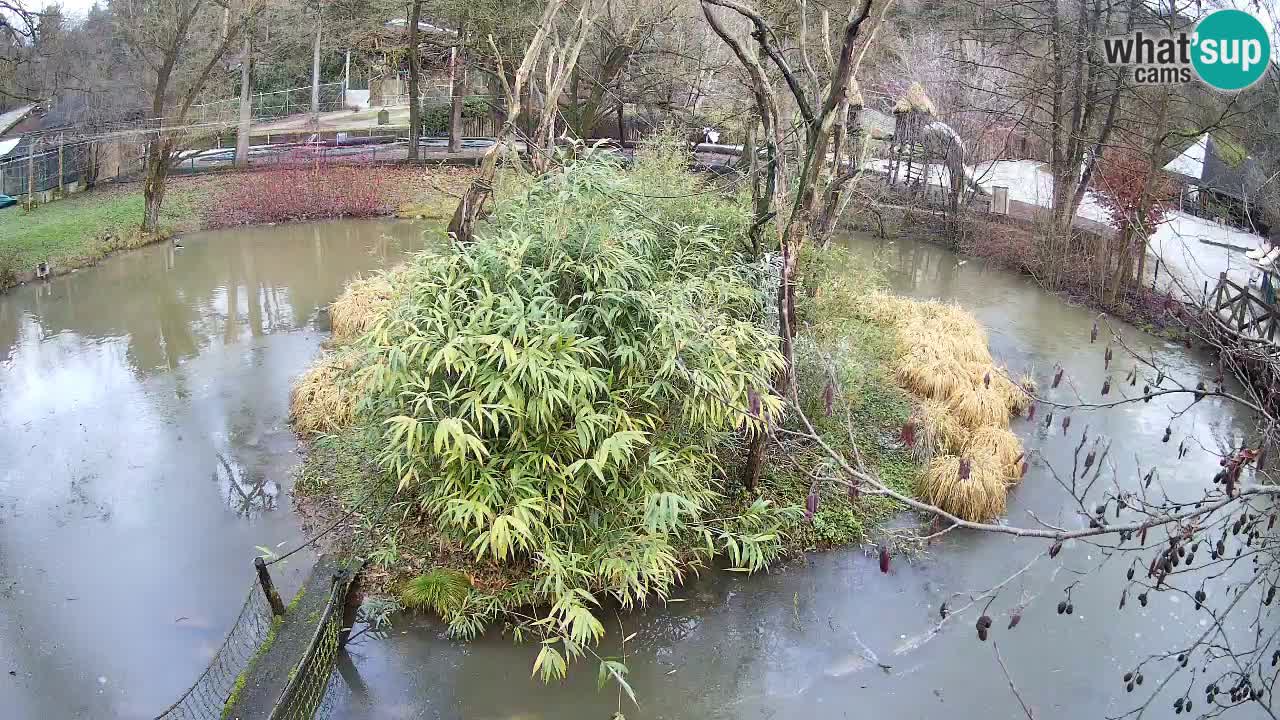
255, 557, 287, 616
57, 138, 65, 195
26, 140, 35, 209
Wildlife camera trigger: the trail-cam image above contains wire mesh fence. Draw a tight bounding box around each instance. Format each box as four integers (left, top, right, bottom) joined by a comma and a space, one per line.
189, 83, 347, 125
269, 569, 355, 720
0, 140, 94, 198
154, 578, 276, 720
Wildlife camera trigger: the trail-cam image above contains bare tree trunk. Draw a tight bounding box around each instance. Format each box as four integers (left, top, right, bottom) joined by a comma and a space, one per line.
235, 31, 253, 166
531, 0, 599, 172
448, 21, 466, 153
407, 0, 422, 160
448, 0, 568, 244
143, 138, 171, 235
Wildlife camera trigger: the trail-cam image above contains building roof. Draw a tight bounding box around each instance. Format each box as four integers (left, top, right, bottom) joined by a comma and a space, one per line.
0, 105, 34, 137
1163, 132, 1262, 202
384, 18, 456, 36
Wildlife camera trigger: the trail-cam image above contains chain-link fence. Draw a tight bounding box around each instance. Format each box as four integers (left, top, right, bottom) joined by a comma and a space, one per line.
153, 578, 277, 720
189, 83, 347, 125
269, 569, 355, 720
0, 140, 94, 199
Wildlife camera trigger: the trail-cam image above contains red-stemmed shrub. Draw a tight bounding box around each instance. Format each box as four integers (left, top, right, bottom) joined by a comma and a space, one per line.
1092, 148, 1176, 241
208, 160, 392, 227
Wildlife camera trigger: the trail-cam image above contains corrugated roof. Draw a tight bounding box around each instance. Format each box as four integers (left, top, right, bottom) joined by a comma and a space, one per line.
0, 105, 34, 136
0, 137, 20, 159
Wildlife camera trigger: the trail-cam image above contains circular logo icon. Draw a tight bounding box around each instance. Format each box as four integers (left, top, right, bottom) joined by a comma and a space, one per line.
1192, 9, 1271, 91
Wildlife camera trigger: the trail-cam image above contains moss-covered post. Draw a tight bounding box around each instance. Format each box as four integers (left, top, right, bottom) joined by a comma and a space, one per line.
255, 556, 286, 616
338, 570, 362, 648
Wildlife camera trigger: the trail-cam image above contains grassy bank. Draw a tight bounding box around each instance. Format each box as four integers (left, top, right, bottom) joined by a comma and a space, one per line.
0, 165, 473, 290
0, 184, 203, 286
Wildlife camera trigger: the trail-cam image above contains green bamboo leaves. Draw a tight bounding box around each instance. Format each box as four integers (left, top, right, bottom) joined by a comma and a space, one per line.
352, 151, 793, 672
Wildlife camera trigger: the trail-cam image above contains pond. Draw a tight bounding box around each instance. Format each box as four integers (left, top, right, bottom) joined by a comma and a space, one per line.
322, 231, 1267, 720
0, 221, 1265, 719
0, 219, 427, 718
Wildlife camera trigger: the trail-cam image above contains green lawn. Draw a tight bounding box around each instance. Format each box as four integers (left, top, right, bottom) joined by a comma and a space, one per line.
0, 185, 201, 286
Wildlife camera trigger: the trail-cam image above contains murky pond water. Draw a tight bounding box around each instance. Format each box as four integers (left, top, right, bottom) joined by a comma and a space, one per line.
0, 219, 427, 718
322, 231, 1269, 720
3, 222, 1268, 720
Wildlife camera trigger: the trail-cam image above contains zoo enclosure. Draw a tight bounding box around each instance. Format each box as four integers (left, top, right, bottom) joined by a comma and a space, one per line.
0, 139, 95, 200
188, 82, 348, 125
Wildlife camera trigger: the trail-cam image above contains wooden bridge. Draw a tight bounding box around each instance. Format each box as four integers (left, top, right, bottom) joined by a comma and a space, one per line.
1209, 272, 1280, 344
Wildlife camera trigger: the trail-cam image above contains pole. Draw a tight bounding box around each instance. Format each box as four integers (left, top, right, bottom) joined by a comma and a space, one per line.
343, 49, 351, 95
235, 11, 253, 167
255, 557, 286, 616
311, 4, 323, 119
26, 139, 35, 209
57, 136, 65, 195
337, 570, 363, 648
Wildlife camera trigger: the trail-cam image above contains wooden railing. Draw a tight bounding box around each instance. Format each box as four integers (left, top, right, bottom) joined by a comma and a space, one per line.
1211, 272, 1280, 343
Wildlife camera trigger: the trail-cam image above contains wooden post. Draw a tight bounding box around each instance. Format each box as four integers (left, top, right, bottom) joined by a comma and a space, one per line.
57, 138, 65, 196
337, 570, 362, 648
255, 556, 286, 616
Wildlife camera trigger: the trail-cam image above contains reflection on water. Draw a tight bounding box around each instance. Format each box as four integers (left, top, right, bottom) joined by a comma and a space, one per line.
323, 231, 1270, 720
0, 218, 429, 719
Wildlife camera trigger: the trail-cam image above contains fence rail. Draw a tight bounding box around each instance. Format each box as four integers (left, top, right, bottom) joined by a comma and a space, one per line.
154, 577, 276, 720
1211, 273, 1280, 343
269, 567, 358, 720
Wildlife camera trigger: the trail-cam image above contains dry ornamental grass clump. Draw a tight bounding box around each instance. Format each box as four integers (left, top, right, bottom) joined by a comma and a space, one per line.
329, 271, 400, 344
907, 400, 966, 460
860, 292, 1030, 521
964, 426, 1026, 483
289, 351, 361, 433
921, 454, 1007, 521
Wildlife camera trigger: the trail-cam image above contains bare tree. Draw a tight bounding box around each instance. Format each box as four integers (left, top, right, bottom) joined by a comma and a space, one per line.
114, 0, 256, 234
234, 7, 254, 166
699, 0, 889, 488
447, 17, 466, 153
309, 0, 322, 119
446, 0, 599, 243
407, 0, 422, 160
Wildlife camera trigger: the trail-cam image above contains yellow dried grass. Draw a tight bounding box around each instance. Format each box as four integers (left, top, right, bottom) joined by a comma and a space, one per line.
290, 354, 359, 434
964, 426, 1025, 482
330, 273, 397, 344
947, 385, 1010, 428
908, 400, 966, 460
905, 328, 990, 365
896, 356, 971, 401
920, 454, 1007, 522
964, 363, 1032, 415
